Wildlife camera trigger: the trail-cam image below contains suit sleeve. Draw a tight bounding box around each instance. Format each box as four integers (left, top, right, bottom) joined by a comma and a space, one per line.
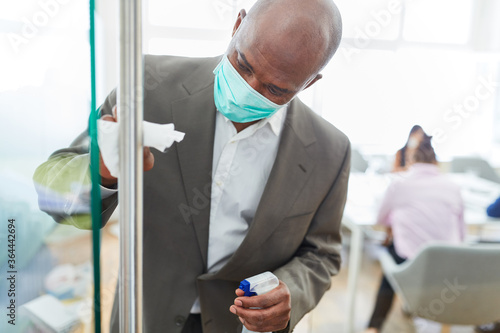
32, 89, 118, 229
272, 141, 351, 332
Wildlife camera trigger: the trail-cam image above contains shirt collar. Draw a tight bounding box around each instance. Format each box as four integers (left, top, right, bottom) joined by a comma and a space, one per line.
265, 106, 287, 136
219, 106, 287, 137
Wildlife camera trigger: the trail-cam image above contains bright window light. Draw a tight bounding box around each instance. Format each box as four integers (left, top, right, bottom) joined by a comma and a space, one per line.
320, 47, 497, 159
403, 0, 473, 44
336, 0, 401, 41
148, 0, 258, 29
148, 38, 230, 57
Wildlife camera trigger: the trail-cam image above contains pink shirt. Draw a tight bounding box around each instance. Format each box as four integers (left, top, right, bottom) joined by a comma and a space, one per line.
377, 163, 465, 259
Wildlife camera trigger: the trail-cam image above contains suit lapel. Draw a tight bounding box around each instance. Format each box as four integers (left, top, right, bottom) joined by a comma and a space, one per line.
170, 57, 318, 276
171, 57, 221, 269
213, 98, 318, 278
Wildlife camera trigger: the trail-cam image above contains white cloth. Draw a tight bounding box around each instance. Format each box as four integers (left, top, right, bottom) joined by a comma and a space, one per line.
97, 120, 185, 178
190, 106, 287, 313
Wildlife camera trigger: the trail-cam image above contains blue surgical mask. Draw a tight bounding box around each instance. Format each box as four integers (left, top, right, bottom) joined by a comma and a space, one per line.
213, 55, 285, 123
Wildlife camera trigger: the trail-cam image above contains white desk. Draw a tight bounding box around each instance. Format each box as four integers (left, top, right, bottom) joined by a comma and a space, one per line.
342, 172, 500, 333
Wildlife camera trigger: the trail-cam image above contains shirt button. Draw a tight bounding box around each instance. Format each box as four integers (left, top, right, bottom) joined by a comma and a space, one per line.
216, 181, 222, 187
174, 315, 185, 327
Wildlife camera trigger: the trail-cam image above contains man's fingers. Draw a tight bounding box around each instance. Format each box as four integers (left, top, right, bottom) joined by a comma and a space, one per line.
101, 106, 118, 122
243, 319, 289, 333
143, 147, 155, 171
233, 301, 290, 321
100, 114, 116, 122
143, 147, 151, 158
235, 293, 279, 309
235, 288, 245, 297
230, 305, 289, 332
235, 283, 289, 309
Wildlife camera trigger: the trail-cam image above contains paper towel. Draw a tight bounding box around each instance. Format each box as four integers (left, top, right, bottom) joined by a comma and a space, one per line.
97, 120, 185, 178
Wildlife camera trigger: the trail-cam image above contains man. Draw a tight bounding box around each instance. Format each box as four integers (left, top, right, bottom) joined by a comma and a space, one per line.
34, 0, 350, 332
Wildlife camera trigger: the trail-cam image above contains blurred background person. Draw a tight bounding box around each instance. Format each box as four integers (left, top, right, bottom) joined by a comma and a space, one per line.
392, 125, 429, 173
486, 196, 500, 218
365, 136, 465, 333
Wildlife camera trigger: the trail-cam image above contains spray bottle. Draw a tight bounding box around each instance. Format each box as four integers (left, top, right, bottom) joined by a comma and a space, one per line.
238, 271, 280, 333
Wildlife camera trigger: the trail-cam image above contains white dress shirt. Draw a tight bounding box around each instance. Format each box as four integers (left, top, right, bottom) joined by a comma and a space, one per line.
190, 107, 287, 313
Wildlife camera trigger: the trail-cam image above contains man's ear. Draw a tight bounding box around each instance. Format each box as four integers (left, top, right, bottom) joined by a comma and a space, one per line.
303, 74, 323, 90
232, 9, 247, 36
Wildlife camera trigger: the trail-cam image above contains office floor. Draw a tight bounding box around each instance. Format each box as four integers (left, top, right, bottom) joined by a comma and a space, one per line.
69, 222, 497, 333
44, 221, 120, 333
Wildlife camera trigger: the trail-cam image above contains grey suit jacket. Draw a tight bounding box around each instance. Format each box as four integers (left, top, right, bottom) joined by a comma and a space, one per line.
36, 55, 350, 333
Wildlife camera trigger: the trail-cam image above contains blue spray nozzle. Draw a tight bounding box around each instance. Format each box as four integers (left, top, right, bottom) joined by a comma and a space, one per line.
239, 280, 257, 297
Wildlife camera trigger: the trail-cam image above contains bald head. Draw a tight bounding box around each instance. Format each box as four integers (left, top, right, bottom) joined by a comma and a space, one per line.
225, 0, 342, 105
245, 0, 342, 71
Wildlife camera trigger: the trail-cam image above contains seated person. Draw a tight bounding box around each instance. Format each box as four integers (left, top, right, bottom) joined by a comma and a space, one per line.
365, 136, 465, 333
392, 125, 430, 173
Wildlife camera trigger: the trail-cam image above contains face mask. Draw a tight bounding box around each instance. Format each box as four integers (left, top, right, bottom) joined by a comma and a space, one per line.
213, 55, 285, 123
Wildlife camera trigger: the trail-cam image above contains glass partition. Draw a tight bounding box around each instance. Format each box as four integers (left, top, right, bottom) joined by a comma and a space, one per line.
0, 0, 117, 332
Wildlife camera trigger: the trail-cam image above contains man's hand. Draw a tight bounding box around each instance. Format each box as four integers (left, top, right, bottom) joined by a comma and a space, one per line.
99, 106, 155, 186
229, 280, 291, 332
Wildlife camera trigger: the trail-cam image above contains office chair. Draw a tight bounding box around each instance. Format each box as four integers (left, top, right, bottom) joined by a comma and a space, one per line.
450, 157, 500, 183
379, 243, 500, 333
351, 149, 369, 173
